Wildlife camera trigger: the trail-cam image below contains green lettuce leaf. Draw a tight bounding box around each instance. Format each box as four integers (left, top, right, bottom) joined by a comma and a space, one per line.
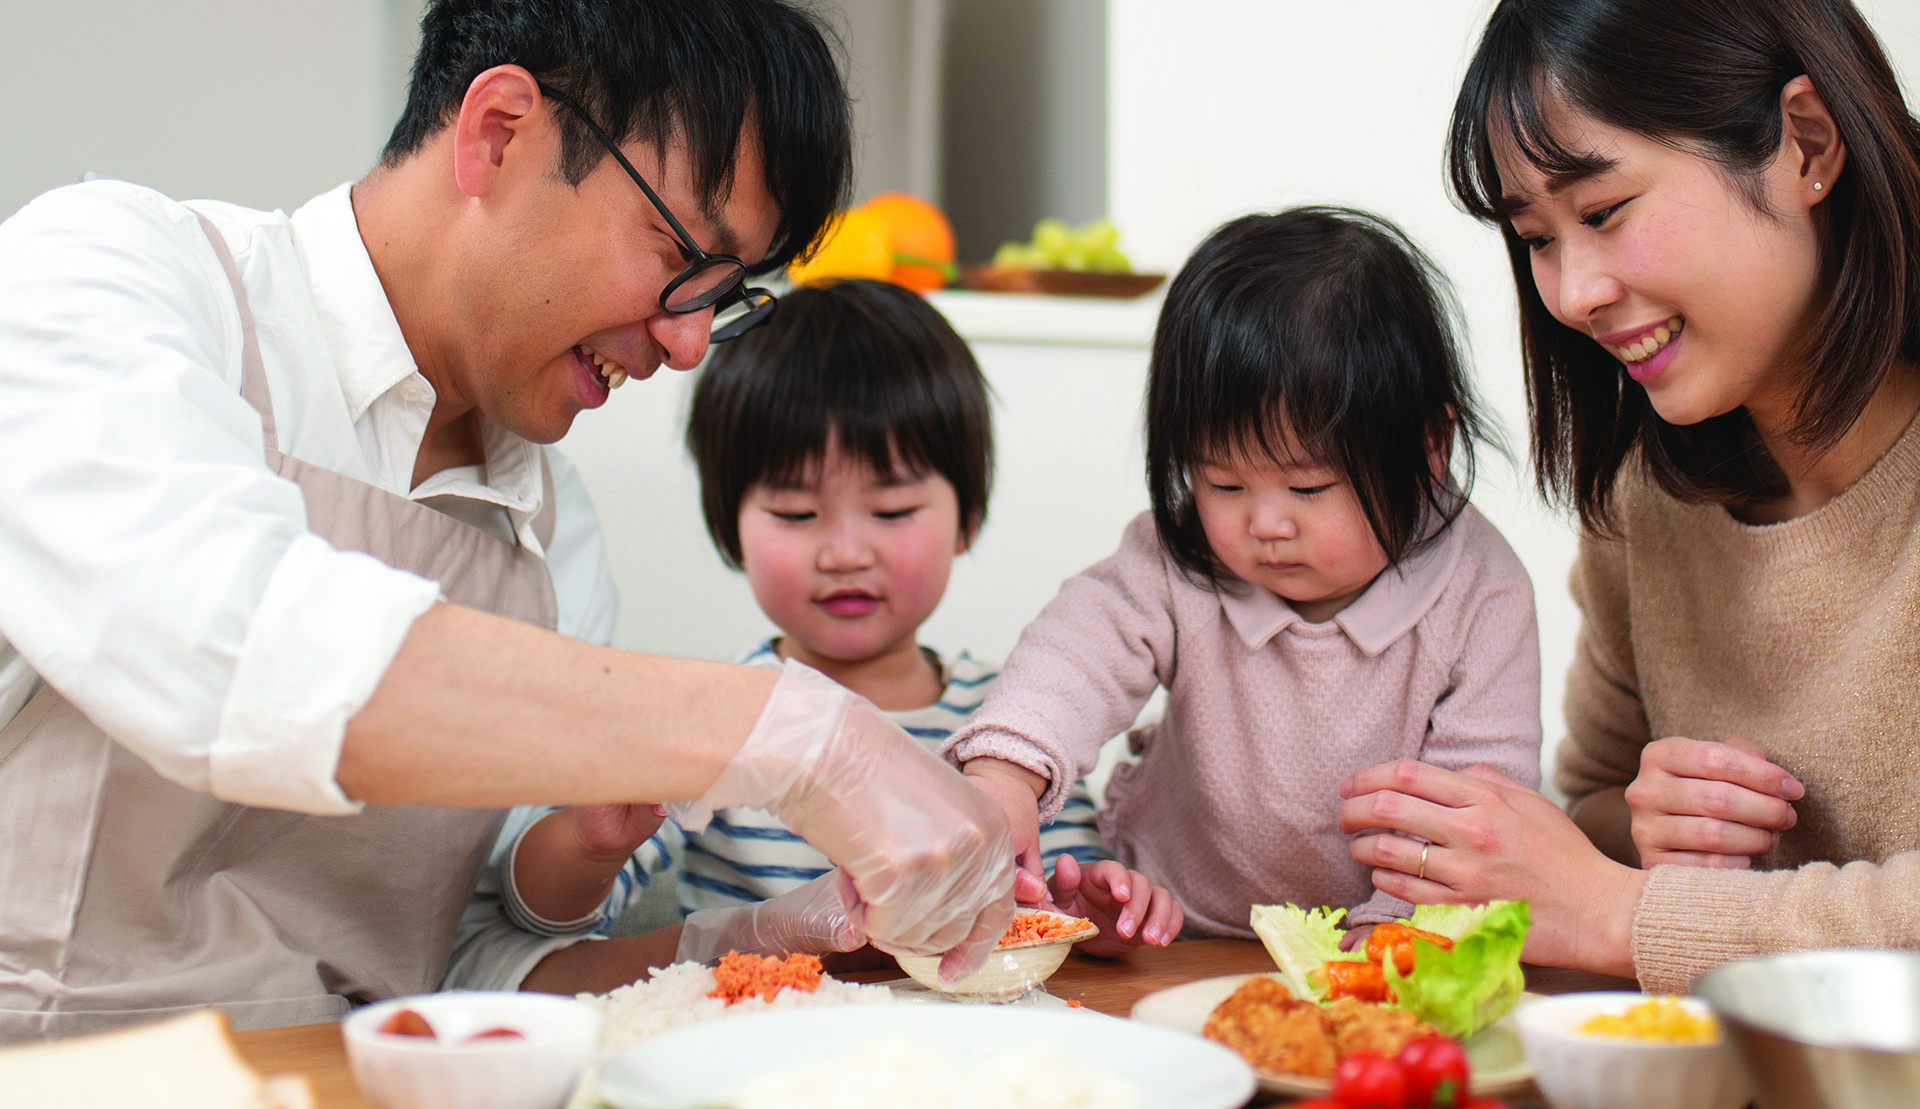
1249, 903, 1365, 1002
1386, 900, 1531, 1039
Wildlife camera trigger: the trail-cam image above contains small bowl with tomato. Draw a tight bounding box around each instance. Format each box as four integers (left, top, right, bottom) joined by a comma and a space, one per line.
342, 990, 600, 1109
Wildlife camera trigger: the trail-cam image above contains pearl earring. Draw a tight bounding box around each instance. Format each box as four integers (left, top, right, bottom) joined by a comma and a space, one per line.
1813, 181, 1824, 192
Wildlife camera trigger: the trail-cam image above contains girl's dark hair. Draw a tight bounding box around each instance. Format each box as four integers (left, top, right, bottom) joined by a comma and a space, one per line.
382, 0, 852, 274
1147, 207, 1492, 588
1448, 0, 1920, 530
687, 279, 993, 568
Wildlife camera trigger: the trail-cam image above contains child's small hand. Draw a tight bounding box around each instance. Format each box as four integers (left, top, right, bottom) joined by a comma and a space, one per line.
962, 759, 1050, 904
567, 802, 667, 860
1045, 855, 1184, 957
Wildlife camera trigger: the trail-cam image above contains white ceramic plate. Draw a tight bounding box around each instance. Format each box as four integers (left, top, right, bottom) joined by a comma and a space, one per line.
1130, 972, 1534, 1099
597, 1002, 1254, 1109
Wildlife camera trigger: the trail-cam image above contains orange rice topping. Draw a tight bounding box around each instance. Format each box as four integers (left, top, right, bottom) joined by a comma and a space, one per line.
999, 911, 1092, 947
707, 951, 825, 1005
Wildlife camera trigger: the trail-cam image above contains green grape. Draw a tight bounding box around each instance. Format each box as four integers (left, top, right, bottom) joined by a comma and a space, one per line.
1032, 218, 1073, 266
1093, 246, 1132, 274
1078, 218, 1121, 253
1057, 241, 1095, 272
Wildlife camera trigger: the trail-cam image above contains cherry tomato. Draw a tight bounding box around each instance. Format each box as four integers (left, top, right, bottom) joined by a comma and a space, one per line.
1458, 1100, 1510, 1109
377, 1007, 436, 1038
1333, 1052, 1409, 1109
1398, 1034, 1471, 1108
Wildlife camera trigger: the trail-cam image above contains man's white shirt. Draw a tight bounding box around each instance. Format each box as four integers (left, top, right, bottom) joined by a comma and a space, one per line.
0, 180, 619, 815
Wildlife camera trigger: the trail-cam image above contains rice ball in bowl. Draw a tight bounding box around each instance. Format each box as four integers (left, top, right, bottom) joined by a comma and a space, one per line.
894, 909, 1099, 1002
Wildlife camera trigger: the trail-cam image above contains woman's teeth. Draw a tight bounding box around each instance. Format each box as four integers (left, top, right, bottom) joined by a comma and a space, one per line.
586, 348, 628, 389
1616, 317, 1684, 363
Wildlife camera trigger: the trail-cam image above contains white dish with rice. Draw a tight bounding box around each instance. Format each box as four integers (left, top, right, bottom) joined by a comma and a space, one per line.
595, 1003, 1254, 1109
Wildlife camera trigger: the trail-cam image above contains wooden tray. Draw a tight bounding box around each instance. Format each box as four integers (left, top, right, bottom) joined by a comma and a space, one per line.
959, 265, 1166, 298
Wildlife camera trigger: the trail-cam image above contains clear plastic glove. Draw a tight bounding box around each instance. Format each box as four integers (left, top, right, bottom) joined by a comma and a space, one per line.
675, 870, 866, 964
669, 660, 1016, 983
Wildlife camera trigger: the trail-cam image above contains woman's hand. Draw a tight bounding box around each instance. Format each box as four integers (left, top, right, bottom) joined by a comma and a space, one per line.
1338, 760, 1646, 978
1044, 855, 1184, 956
1625, 736, 1802, 868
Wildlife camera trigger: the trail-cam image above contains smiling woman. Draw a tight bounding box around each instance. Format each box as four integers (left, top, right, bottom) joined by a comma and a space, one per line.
1337, 0, 1920, 996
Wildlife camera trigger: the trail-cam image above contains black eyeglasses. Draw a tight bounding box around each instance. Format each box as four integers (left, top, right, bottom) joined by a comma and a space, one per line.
540, 84, 776, 342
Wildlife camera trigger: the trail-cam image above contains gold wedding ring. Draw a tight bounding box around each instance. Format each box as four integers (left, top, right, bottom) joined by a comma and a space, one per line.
1417, 842, 1429, 881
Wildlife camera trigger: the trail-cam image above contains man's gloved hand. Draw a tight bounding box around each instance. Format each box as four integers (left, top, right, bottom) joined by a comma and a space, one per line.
669, 660, 1016, 984
674, 870, 865, 964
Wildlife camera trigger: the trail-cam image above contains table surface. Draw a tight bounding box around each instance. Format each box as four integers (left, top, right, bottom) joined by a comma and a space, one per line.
230, 940, 1635, 1108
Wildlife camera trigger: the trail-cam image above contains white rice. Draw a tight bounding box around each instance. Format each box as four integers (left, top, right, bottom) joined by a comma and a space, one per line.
734, 1034, 1138, 1109
585, 960, 894, 1055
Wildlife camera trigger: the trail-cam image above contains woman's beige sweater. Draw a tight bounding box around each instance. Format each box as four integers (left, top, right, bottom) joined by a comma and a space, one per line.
1557, 414, 1920, 993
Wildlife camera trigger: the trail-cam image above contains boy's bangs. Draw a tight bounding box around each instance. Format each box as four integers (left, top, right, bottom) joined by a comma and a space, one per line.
755, 411, 930, 492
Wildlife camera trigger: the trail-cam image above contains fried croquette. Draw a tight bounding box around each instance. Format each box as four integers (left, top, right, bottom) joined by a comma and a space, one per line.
1201, 976, 1337, 1077
1202, 976, 1444, 1077
1325, 996, 1438, 1057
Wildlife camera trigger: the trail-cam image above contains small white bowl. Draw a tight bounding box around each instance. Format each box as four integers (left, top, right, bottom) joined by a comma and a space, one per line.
1515, 991, 1749, 1109
343, 991, 599, 1109
894, 910, 1099, 1002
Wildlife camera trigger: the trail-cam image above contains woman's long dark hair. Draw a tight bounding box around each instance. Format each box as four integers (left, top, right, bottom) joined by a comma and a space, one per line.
1146, 207, 1494, 588
1448, 0, 1920, 530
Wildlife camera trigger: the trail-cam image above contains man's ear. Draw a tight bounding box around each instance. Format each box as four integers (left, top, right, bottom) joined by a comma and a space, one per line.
451, 64, 546, 200
1781, 74, 1847, 206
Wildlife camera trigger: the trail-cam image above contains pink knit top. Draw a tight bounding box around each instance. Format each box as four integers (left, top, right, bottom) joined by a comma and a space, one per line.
944, 507, 1542, 938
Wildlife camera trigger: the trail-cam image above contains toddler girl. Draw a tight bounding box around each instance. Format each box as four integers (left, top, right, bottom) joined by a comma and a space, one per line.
949, 207, 1544, 940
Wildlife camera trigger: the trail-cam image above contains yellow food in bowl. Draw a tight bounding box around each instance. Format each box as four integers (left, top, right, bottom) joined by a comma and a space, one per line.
1579, 997, 1718, 1043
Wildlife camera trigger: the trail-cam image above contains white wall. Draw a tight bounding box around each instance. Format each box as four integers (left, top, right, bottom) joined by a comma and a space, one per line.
1105, 0, 1920, 789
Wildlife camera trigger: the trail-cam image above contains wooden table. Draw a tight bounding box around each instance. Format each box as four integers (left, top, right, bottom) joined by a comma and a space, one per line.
230, 941, 1632, 1108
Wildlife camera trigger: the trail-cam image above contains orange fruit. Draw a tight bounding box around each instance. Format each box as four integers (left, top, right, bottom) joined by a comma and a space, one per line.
864, 192, 956, 293
786, 205, 893, 286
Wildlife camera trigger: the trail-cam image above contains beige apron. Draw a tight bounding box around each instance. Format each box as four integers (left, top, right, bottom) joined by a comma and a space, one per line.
0, 211, 560, 1039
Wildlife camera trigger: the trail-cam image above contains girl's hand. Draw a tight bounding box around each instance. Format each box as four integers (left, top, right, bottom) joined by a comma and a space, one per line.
1338, 760, 1645, 978
962, 759, 1051, 904
1045, 855, 1184, 956
1626, 736, 1802, 869
567, 802, 667, 860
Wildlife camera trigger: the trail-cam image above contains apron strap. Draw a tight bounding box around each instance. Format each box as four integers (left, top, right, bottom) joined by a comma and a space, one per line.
187, 208, 280, 457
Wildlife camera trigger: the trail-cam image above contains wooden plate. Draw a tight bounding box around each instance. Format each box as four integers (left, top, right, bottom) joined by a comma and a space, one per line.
959, 265, 1166, 298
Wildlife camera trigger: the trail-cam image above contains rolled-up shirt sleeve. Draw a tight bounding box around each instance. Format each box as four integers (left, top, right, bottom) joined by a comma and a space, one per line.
0, 182, 442, 814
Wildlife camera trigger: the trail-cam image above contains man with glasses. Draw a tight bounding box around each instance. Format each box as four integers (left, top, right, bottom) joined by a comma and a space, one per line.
0, 0, 1018, 1037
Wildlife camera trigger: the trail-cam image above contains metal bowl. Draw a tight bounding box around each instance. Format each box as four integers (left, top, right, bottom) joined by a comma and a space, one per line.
1695, 949, 1920, 1108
